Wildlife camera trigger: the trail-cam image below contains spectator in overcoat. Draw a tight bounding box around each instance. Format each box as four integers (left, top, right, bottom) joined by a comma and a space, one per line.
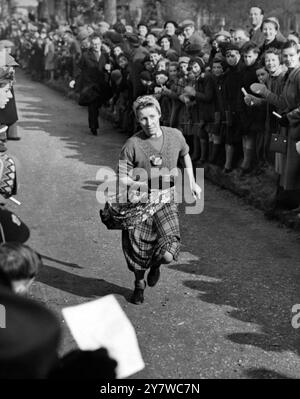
76, 34, 111, 135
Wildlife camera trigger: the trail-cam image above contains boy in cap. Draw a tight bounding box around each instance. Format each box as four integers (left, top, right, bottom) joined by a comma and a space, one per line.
140, 70, 155, 95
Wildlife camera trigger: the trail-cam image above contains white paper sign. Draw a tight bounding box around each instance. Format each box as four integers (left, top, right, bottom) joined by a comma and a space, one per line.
62, 295, 145, 379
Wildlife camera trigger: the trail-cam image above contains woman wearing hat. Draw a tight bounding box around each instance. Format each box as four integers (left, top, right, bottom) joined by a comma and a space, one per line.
186, 57, 214, 163
118, 95, 201, 304
260, 18, 285, 54
163, 21, 181, 55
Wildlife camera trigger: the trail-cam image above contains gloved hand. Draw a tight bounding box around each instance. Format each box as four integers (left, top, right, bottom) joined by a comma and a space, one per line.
183, 86, 196, 96
250, 83, 270, 98
279, 113, 290, 127
244, 94, 262, 107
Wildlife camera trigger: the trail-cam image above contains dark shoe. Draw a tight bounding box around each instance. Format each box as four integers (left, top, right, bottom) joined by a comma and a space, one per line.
7, 137, 21, 141
131, 287, 144, 304
238, 166, 252, 176
222, 167, 233, 174
90, 129, 97, 136
197, 159, 206, 167
147, 266, 161, 287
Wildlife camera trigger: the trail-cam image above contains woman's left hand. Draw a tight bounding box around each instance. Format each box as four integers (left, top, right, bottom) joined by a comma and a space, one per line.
191, 182, 202, 200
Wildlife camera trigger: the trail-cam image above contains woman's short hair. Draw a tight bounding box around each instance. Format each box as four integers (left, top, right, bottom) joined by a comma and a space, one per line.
133, 95, 161, 118
159, 35, 172, 45
146, 32, 157, 39
262, 17, 279, 31
241, 41, 260, 54
163, 20, 178, 30
262, 47, 282, 64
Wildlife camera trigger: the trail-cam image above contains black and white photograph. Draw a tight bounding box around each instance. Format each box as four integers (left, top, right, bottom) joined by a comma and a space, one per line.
0, 0, 300, 386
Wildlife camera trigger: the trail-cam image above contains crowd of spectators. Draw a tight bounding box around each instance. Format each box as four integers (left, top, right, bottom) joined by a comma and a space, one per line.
2, 6, 300, 214
1, 5, 300, 377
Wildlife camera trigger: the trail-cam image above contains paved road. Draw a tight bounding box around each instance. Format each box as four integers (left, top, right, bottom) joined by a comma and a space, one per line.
9, 71, 300, 379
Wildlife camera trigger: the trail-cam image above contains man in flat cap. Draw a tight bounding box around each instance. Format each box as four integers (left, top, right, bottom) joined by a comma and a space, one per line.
181, 20, 203, 56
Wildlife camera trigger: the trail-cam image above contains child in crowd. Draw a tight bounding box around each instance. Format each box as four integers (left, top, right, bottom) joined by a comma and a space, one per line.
238, 42, 263, 174
210, 57, 226, 164
149, 49, 162, 70
222, 44, 244, 173
153, 70, 170, 125
256, 66, 269, 84
187, 57, 214, 163
140, 70, 155, 95
169, 56, 190, 130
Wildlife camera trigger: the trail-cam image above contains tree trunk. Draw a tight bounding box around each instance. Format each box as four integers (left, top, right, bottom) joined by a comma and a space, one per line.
37, 0, 50, 21
104, 0, 117, 25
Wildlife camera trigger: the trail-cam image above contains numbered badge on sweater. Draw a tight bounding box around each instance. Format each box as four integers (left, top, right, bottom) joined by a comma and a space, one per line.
149, 155, 162, 167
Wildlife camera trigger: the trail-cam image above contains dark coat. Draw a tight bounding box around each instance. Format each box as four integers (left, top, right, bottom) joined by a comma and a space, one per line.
265, 67, 300, 190
260, 38, 285, 55
191, 72, 215, 123
249, 27, 265, 47
77, 50, 111, 104
183, 31, 203, 55
128, 45, 149, 99
238, 61, 265, 135
222, 59, 245, 144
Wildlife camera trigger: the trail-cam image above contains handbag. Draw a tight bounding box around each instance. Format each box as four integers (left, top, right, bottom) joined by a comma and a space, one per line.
269, 133, 287, 154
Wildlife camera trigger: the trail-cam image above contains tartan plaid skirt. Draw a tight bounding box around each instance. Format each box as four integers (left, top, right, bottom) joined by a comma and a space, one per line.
122, 202, 180, 272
